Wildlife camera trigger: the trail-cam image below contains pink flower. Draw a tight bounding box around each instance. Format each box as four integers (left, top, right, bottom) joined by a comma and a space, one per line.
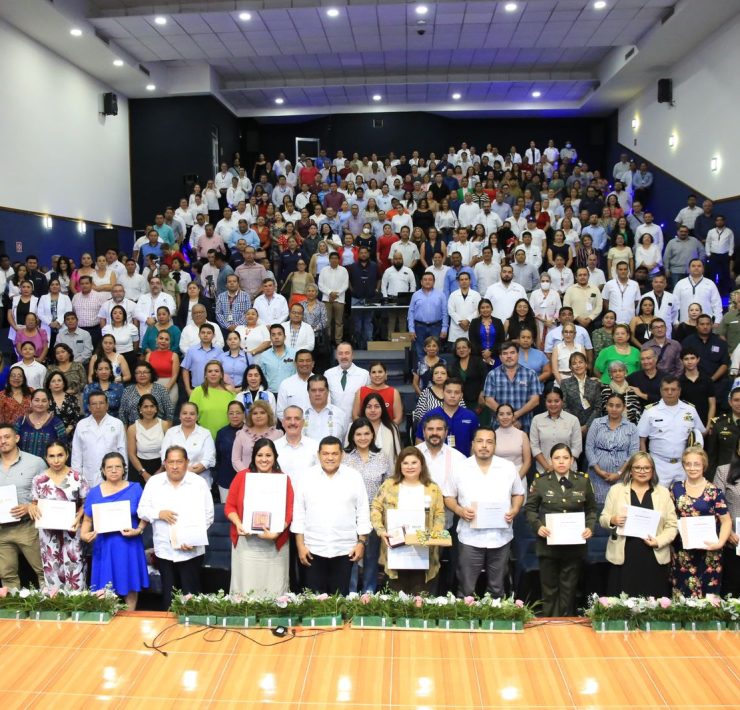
47, 586, 59, 599
598, 597, 612, 608
464, 596, 475, 606
0, 587, 7, 598
414, 596, 423, 608
707, 594, 721, 607
658, 597, 671, 609
182, 594, 193, 602
316, 593, 329, 601
360, 593, 371, 605
95, 589, 107, 599
515, 599, 524, 608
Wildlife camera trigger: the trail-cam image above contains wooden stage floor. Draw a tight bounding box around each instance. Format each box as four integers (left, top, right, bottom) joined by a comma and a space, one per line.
1, 612, 740, 709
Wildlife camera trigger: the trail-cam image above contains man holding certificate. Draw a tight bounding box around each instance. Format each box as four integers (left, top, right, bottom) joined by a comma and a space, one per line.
669, 446, 731, 598
600, 452, 677, 597
291, 436, 371, 595
525, 443, 597, 616
0, 424, 46, 589
443, 428, 525, 597
138, 445, 215, 608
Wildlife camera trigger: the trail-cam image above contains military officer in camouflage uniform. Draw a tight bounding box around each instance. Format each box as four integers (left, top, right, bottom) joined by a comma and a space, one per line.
706, 387, 740, 478
524, 443, 598, 617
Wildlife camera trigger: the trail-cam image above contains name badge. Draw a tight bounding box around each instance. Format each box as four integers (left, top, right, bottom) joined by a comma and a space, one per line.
711, 345, 720, 353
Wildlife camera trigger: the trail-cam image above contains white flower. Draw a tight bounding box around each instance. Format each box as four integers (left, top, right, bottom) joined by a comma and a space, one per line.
490, 598, 502, 608
434, 596, 448, 606
18, 589, 31, 598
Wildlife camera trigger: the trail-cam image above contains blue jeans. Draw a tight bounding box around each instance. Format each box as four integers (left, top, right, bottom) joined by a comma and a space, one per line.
349, 529, 381, 593
412, 321, 443, 362
351, 298, 374, 349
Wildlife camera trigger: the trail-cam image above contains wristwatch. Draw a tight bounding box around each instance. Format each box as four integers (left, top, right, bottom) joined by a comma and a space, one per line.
357, 539, 367, 546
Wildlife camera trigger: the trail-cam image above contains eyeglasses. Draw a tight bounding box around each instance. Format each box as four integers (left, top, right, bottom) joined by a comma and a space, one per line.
631, 466, 652, 472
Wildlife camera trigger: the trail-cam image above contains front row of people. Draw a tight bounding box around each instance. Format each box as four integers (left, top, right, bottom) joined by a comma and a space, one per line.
9, 410, 739, 615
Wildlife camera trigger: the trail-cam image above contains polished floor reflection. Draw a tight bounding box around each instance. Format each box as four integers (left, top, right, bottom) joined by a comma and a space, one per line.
2, 613, 740, 708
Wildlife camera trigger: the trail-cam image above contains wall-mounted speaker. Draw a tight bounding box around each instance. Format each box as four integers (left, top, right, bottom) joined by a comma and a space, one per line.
103, 92, 118, 116
657, 79, 673, 104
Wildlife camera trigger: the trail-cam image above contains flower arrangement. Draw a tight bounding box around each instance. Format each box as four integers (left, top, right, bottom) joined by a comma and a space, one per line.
0, 586, 122, 621
585, 593, 739, 631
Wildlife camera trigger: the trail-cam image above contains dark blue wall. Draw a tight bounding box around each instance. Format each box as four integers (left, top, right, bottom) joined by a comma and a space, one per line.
0, 208, 135, 266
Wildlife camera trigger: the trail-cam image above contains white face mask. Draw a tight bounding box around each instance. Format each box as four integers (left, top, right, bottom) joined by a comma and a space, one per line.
540, 281, 551, 291
362, 228, 370, 234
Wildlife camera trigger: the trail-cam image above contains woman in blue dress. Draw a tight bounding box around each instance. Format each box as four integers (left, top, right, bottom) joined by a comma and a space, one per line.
80, 452, 149, 610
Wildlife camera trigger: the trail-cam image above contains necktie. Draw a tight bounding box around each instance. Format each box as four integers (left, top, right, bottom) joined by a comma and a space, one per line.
559, 476, 572, 489
340, 370, 347, 391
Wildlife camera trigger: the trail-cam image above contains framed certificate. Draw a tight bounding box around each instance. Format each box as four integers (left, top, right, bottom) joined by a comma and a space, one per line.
92, 501, 132, 534
545, 512, 586, 545
35, 499, 76, 531
0, 485, 19, 524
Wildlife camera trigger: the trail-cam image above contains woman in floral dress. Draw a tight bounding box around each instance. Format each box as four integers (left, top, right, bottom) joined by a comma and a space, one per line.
670, 446, 732, 597
28, 441, 89, 590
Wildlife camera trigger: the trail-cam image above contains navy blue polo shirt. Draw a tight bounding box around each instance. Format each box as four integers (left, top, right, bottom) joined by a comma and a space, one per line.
416, 406, 480, 457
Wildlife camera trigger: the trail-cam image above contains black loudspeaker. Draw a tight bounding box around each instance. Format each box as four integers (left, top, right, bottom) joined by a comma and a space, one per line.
657, 79, 673, 104
103, 92, 118, 116
93, 228, 119, 256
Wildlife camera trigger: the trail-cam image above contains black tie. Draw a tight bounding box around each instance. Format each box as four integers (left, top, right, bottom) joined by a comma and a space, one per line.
559, 476, 572, 489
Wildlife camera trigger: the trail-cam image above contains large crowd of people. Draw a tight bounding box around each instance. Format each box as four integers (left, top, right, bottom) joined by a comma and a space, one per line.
1, 141, 739, 616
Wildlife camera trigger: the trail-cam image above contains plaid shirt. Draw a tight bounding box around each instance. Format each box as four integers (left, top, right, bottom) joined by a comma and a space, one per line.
72, 291, 109, 327
482, 364, 542, 430
215, 290, 252, 329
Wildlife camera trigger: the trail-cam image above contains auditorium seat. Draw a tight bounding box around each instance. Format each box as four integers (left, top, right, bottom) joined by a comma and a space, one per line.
202, 503, 232, 592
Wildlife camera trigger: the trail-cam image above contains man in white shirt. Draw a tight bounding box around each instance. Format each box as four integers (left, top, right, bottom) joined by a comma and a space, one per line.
318, 252, 350, 344
133, 277, 177, 340
505, 206, 528, 238
119, 259, 147, 302
179, 304, 224, 354
97, 284, 135, 327
601, 262, 641, 325
390, 204, 413, 235
484, 265, 528, 321
388, 227, 420, 269
673, 258, 724, 324
457, 193, 481, 230
214, 207, 238, 242
443, 427, 525, 597
474, 246, 501, 296
271, 175, 294, 208
447, 272, 481, 341
613, 153, 631, 182
325, 343, 370, 414
381, 252, 415, 333
564, 267, 603, 329
275, 406, 319, 483
543, 307, 593, 357
253, 277, 289, 326
642, 274, 677, 338
524, 141, 541, 165
304, 375, 348, 443
674, 194, 703, 233
634, 212, 665, 253
425, 252, 450, 292
71, 392, 127, 487
276, 349, 314, 422
137, 445, 214, 609
543, 139, 559, 166
706, 215, 735, 296
291, 437, 371, 595
215, 163, 232, 205
447, 227, 477, 267
586, 253, 606, 290
474, 202, 504, 237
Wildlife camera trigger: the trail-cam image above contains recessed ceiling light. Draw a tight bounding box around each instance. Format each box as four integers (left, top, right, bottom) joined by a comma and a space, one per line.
70, 28, 83, 37
238, 12, 252, 21
113, 59, 124, 67
504, 2, 518, 11
326, 8, 340, 17
415, 5, 428, 14
452, 92, 462, 100
146, 84, 156, 91
372, 94, 382, 101
275, 97, 285, 104
531, 90, 542, 97
154, 16, 167, 25
593, 1, 607, 9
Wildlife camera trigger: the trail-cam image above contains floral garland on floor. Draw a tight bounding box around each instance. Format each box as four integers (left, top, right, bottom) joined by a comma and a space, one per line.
585, 593, 740, 630
0, 586, 123, 621
170, 590, 536, 630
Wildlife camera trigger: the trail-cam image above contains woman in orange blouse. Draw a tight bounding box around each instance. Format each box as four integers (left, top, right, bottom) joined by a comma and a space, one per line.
352, 361, 404, 425
225, 438, 294, 596
0, 367, 33, 424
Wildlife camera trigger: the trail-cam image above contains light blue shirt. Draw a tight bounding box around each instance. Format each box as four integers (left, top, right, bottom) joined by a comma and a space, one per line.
228, 228, 260, 249
407, 289, 449, 333
260, 346, 297, 393
182, 344, 221, 388
582, 225, 608, 251
444, 266, 477, 299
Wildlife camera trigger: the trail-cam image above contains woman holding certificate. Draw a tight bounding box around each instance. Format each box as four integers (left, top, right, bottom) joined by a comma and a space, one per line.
81, 453, 149, 609
714, 439, 740, 595
600, 452, 677, 597
370, 447, 446, 593
28, 441, 89, 590
225, 438, 294, 596
670, 446, 732, 597
524, 443, 598, 616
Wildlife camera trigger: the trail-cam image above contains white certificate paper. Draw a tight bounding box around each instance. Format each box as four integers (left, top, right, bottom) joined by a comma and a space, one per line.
386, 508, 429, 570
170, 494, 209, 549
242, 473, 288, 534
0, 485, 19, 523
618, 505, 660, 539
679, 516, 718, 550
35, 499, 76, 530
92, 501, 132, 533
545, 512, 586, 545
472, 501, 509, 529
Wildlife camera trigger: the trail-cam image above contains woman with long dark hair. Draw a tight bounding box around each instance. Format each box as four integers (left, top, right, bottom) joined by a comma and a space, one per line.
360, 392, 402, 469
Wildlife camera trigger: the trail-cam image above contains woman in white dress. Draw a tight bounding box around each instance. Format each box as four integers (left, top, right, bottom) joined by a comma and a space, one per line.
160, 402, 216, 487
91, 254, 116, 292
529, 274, 562, 350
102, 305, 140, 373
